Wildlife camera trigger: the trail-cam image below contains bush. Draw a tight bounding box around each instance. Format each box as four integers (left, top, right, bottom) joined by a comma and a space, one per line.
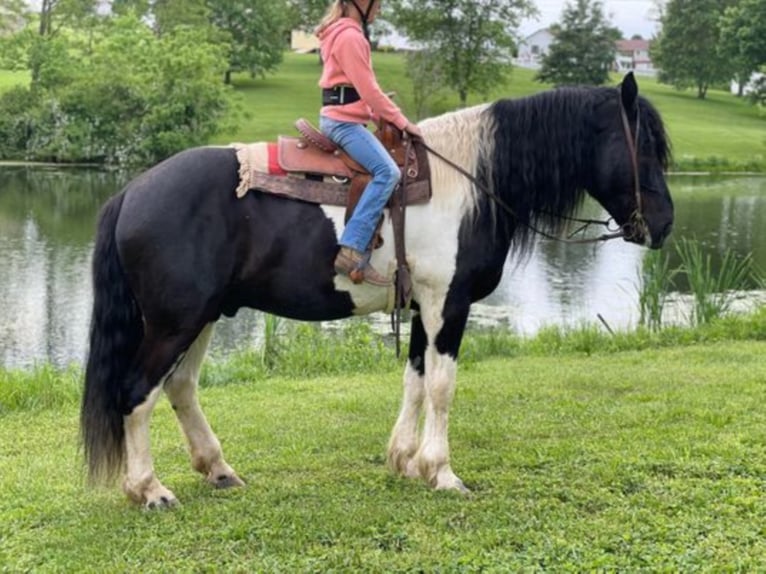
0, 15, 231, 166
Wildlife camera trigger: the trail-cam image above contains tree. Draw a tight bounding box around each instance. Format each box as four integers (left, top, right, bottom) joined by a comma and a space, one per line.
387, 0, 536, 107
651, 0, 733, 99
110, 0, 287, 82
536, 0, 621, 87
154, 0, 210, 35
112, 0, 290, 84
286, 0, 326, 32
34, 0, 100, 37
0, 0, 100, 82
208, 0, 287, 83
405, 49, 447, 120
719, 0, 766, 98
0, 0, 28, 35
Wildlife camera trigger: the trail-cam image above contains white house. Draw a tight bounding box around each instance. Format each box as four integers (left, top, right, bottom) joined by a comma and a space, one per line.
731, 72, 764, 96
514, 28, 554, 69
291, 30, 319, 53
615, 39, 656, 76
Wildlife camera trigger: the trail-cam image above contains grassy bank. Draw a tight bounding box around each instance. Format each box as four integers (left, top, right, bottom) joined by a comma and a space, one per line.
2, 326, 766, 570
1, 312, 765, 570
2, 52, 764, 171
2, 308, 765, 415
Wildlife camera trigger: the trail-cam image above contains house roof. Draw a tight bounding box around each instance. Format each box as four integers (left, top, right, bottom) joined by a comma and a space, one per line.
616, 39, 651, 52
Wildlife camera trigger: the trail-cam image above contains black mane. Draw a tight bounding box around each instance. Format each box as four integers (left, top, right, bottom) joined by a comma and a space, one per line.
478, 86, 670, 254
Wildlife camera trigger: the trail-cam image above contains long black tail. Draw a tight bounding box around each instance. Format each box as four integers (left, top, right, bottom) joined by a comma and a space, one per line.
81, 192, 144, 484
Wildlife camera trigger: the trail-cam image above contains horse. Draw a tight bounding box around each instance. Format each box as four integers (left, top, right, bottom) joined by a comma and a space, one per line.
81, 73, 673, 508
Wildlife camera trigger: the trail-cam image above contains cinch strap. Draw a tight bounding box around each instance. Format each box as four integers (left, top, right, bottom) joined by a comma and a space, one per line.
322, 86, 361, 106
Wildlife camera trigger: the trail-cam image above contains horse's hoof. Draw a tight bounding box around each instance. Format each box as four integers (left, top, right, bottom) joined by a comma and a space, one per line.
433, 470, 471, 494
144, 495, 179, 510
210, 473, 245, 489
436, 479, 471, 494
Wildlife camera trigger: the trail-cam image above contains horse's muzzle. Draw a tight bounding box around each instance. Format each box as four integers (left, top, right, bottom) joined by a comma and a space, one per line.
623, 220, 672, 249
650, 221, 673, 249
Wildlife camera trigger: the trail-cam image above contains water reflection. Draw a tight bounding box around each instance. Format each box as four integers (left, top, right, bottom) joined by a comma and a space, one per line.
1, 167, 764, 368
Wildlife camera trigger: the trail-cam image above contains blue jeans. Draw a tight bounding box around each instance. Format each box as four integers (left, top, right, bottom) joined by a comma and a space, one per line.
320, 116, 401, 253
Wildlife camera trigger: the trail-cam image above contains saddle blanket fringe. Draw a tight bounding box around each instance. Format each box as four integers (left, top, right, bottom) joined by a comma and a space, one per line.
232, 142, 286, 198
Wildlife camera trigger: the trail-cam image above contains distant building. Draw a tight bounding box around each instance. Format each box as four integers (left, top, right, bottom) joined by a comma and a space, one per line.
514, 28, 555, 69
515, 29, 657, 75
615, 38, 655, 76
291, 30, 319, 53
731, 72, 764, 96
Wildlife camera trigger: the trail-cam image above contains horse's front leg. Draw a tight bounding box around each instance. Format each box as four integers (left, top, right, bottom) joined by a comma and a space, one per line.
417, 301, 470, 492
387, 312, 427, 478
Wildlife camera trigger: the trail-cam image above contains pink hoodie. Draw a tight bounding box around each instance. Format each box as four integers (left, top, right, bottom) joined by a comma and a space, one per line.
318, 18, 408, 131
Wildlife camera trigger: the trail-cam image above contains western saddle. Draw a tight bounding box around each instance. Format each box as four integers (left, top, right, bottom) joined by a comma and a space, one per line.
278, 118, 430, 221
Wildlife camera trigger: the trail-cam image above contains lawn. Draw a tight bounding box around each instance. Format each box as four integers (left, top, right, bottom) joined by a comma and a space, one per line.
2, 336, 766, 571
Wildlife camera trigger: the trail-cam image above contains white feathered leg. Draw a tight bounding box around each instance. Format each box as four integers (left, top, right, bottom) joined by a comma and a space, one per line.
164, 324, 244, 490
387, 361, 425, 478
123, 385, 179, 508
417, 350, 467, 492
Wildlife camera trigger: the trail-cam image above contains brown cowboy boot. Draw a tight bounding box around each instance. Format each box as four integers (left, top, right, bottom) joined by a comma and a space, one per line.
334, 247, 391, 287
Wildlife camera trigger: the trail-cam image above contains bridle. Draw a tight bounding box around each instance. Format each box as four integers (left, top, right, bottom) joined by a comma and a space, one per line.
411, 93, 646, 246
618, 99, 648, 243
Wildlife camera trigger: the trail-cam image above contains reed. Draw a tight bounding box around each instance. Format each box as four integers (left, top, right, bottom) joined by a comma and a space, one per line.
675, 238, 756, 326
261, 313, 283, 370
0, 364, 80, 413
637, 249, 677, 331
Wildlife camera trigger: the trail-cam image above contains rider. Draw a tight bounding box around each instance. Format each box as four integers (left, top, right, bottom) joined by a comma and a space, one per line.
316, 0, 423, 286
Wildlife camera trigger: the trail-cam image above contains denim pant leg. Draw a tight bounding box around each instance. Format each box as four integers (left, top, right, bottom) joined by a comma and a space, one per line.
319, 117, 401, 252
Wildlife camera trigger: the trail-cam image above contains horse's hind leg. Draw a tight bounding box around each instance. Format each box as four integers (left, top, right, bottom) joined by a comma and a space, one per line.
123, 384, 177, 508
164, 324, 244, 489
122, 326, 202, 508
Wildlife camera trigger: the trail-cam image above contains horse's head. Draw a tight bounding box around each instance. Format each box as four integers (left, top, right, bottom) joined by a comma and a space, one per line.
588, 73, 674, 249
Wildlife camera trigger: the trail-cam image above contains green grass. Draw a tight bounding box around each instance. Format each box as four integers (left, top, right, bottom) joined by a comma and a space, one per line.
2, 311, 766, 570
2, 52, 764, 170
2, 339, 766, 570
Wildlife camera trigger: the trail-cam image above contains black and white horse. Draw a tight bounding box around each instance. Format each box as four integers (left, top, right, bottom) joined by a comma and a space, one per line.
81, 73, 673, 508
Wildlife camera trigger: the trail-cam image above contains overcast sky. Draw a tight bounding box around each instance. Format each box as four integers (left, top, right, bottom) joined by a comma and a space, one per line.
520, 0, 660, 39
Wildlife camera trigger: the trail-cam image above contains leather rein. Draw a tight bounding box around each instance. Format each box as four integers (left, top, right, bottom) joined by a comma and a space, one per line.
411, 99, 644, 246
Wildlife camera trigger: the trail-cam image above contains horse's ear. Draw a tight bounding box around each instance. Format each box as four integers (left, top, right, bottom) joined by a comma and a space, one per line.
621, 72, 638, 111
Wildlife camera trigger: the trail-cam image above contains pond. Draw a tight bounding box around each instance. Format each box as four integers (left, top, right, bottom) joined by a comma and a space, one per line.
1, 167, 764, 368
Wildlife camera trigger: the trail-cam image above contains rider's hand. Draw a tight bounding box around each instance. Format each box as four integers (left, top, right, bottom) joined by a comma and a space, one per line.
404, 122, 423, 140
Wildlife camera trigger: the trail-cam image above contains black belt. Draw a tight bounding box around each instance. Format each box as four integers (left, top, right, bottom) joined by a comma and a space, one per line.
322, 86, 360, 106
